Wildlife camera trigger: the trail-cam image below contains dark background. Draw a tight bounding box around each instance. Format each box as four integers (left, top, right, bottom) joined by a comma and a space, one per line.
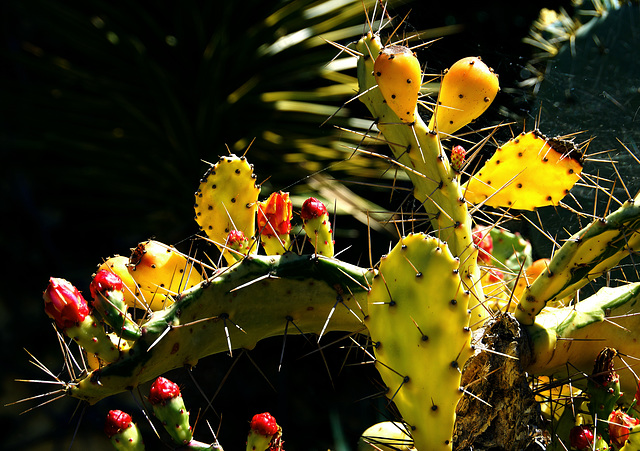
1, 0, 595, 449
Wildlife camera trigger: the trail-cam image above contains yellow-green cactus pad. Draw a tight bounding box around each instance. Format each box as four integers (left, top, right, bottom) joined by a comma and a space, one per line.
194, 155, 260, 264
374, 45, 422, 123
128, 240, 204, 298
366, 233, 472, 450
463, 131, 583, 210
428, 56, 499, 136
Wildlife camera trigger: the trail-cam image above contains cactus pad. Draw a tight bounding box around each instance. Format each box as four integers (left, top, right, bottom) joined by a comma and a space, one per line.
194, 154, 260, 264
366, 233, 472, 450
374, 45, 422, 123
128, 240, 204, 298
463, 131, 583, 210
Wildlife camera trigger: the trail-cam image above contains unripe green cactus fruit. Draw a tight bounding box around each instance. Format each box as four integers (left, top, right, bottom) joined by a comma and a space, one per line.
428, 56, 499, 136
43, 277, 122, 364
90, 270, 142, 341
194, 154, 260, 265
148, 377, 193, 445
300, 197, 334, 257
104, 410, 145, 451
366, 233, 472, 450
374, 45, 422, 123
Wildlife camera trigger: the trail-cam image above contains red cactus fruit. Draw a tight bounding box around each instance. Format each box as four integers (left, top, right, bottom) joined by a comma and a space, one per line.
149, 376, 181, 405
609, 409, 640, 448
90, 269, 124, 299
450, 145, 466, 172
43, 277, 90, 329
300, 197, 327, 220
472, 226, 493, 264
258, 192, 292, 237
104, 410, 133, 438
569, 425, 594, 450
250, 412, 278, 437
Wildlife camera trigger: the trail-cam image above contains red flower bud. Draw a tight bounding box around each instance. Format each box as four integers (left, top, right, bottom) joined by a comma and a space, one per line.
250, 412, 278, 437
472, 226, 493, 264
149, 376, 181, 405
300, 197, 327, 220
258, 191, 292, 237
43, 277, 90, 329
609, 409, 640, 448
569, 425, 594, 450
104, 410, 133, 438
90, 269, 124, 300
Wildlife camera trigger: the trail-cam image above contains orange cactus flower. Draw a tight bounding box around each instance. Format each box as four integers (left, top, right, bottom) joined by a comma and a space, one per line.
257, 191, 292, 237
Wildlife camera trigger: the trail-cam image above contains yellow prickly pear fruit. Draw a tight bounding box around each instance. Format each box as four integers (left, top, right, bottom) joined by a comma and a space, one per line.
97, 255, 172, 311
128, 240, 204, 298
194, 154, 260, 265
429, 56, 499, 136
463, 131, 583, 210
374, 45, 422, 123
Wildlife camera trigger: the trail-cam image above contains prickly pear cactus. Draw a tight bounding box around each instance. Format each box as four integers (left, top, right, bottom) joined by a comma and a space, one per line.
366, 233, 472, 450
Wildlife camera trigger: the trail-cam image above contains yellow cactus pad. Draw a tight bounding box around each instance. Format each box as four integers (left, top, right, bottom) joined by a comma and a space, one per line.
463, 131, 583, 210
428, 56, 499, 136
374, 45, 421, 123
128, 240, 204, 298
97, 255, 173, 311
194, 154, 260, 264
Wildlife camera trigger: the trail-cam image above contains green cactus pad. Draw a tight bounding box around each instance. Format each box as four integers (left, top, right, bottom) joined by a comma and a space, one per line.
66, 253, 372, 404
463, 131, 583, 210
194, 155, 260, 265
366, 233, 472, 450
516, 190, 640, 325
